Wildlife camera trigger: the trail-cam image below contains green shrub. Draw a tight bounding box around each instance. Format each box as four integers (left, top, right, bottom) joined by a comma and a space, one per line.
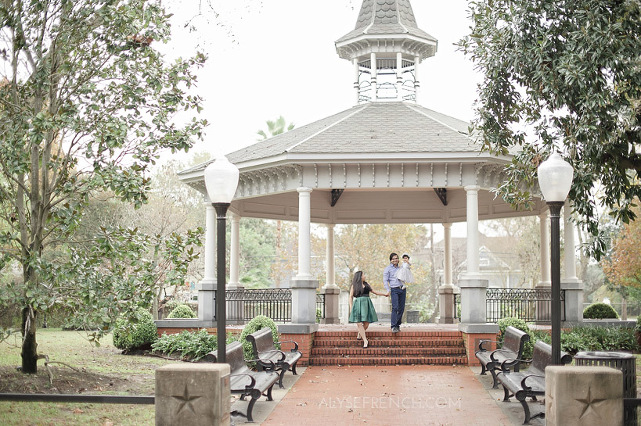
583, 302, 619, 319
497, 317, 534, 359
558, 326, 638, 355
167, 304, 196, 319
560, 332, 586, 354
238, 315, 279, 365
112, 308, 158, 351
152, 329, 216, 360
163, 299, 180, 313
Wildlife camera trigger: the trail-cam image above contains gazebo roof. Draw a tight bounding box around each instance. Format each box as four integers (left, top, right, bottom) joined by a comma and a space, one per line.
182, 102, 478, 175
178, 101, 545, 225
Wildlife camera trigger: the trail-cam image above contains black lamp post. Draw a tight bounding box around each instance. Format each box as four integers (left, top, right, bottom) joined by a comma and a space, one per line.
204, 155, 239, 363
537, 152, 574, 365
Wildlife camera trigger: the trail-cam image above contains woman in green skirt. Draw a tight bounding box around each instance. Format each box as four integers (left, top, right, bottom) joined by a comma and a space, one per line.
348, 271, 389, 348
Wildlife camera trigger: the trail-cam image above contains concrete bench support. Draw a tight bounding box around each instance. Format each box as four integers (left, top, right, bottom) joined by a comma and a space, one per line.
546, 366, 623, 426
156, 363, 231, 426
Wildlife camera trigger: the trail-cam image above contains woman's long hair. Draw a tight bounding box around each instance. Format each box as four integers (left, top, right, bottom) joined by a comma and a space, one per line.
351, 271, 364, 297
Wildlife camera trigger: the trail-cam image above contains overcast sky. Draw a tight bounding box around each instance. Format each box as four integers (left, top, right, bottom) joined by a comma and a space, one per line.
163, 0, 482, 158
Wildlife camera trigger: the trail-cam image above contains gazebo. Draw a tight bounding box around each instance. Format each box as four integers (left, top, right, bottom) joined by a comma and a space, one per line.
177, 0, 583, 361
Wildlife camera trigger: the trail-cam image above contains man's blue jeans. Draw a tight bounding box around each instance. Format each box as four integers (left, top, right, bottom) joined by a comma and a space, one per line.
390, 287, 406, 329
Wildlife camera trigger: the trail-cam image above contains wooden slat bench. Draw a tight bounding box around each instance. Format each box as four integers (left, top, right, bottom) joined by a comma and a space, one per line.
475, 325, 530, 388
225, 341, 280, 422
246, 327, 302, 389
496, 340, 572, 424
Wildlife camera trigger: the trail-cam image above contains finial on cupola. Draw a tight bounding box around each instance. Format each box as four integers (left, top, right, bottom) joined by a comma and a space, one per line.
335, 0, 437, 104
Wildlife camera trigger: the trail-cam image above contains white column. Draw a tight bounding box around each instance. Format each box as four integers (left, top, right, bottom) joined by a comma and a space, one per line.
370, 52, 377, 101
438, 222, 458, 324
396, 52, 403, 86
540, 211, 551, 286
203, 204, 216, 283
296, 187, 312, 279
561, 200, 583, 324
458, 185, 490, 326
228, 212, 240, 288
353, 58, 360, 104
197, 204, 217, 324
444, 223, 453, 285
414, 55, 420, 102
324, 224, 337, 288
563, 201, 578, 281
464, 185, 480, 277
282, 187, 319, 331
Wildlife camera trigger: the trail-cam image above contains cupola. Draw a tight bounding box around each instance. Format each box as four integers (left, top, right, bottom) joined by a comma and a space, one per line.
335, 0, 438, 103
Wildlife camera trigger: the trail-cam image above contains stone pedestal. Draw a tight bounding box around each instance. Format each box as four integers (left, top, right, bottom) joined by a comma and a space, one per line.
546, 366, 623, 426
561, 280, 584, 325
459, 278, 488, 324
289, 278, 319, 325
438, 284, 459, 324
156, 363, 230, 426
196, 281, 216, 325
321, 285, 341, 324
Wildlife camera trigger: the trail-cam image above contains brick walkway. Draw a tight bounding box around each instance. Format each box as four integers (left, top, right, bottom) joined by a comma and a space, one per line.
259, 365, 515, 426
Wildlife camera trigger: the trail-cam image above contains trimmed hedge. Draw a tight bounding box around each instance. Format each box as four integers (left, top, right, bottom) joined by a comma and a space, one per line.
167, 304, 196, 319
238, 315, 279, 365
112, 308, 158, 351
497, 317, 534, 359
583, 302, 619, 319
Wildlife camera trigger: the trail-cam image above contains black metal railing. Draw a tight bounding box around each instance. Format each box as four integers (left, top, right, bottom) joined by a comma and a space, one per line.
216, 289, 326, 323
0, 393, 153, 404
454, 288, 566, 323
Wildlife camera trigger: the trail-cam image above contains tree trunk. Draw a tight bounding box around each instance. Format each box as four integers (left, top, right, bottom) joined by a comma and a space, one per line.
21, 306, 38, 374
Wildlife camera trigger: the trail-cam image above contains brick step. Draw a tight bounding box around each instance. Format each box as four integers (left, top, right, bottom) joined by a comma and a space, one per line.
313, 338, 464, 347
309, 330, 468, 366
314, 331, 462, 338
311, 347, 466, 357
307, 356, 468, 366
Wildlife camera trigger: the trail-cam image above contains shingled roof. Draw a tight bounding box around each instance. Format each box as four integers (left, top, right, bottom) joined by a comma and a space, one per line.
224, 102, 476, 167
336, 0, 437, 58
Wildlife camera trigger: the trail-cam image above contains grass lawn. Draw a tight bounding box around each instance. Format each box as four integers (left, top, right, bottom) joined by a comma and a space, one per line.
0, 328, 179, 425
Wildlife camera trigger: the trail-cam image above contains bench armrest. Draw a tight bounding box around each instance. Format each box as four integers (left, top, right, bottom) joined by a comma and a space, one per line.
477, 339, 500, 352
490, 349, 516, 362
500, 358, 532, 372
258, 349, 287, 362
230, 373, 256, 390
248, 358, 277, 371
276, 340, 300, 352
521, 374, 544, 391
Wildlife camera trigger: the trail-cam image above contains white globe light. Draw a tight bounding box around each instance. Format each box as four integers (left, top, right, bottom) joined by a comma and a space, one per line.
204, 155, 239, 204
537, 152, 574, 202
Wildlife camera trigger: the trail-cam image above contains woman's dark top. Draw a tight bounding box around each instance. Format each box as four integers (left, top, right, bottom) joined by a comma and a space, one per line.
354, 282, 372, 298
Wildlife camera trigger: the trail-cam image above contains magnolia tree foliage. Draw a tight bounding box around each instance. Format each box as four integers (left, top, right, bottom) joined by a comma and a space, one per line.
459, 0, 641, 259
0, 0, 206, 372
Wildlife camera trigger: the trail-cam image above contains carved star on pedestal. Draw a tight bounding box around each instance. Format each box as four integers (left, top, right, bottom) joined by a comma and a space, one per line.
172, 384, 202, 415
576, 386, 608, 420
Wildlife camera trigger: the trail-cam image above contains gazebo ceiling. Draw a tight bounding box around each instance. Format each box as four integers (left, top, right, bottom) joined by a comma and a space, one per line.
179, 102, 545, 224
